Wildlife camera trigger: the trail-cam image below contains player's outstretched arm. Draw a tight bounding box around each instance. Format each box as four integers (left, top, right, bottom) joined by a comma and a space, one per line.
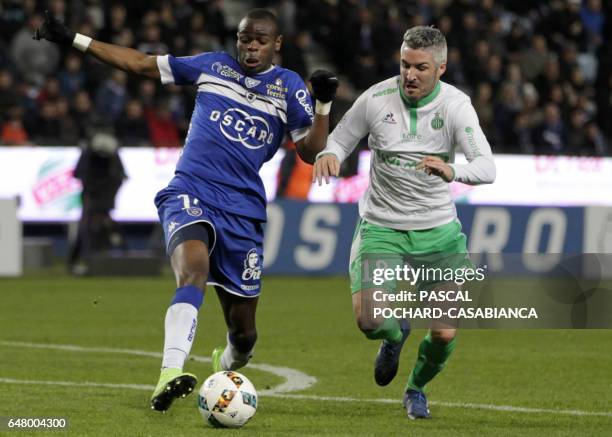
295, 70, 339, 164
33, 10, 159, 79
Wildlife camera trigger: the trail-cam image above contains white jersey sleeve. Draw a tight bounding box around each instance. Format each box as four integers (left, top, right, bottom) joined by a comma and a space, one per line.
448, 100, 496, 185
317, 92, 369, 163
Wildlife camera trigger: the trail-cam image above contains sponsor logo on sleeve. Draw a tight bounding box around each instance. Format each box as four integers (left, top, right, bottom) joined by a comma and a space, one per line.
295, 89, 314, 119
212, 62, 244, 82
464, 126, 482, 157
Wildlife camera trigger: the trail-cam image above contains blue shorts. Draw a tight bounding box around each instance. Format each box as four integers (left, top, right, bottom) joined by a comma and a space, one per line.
155, 187, 264, 298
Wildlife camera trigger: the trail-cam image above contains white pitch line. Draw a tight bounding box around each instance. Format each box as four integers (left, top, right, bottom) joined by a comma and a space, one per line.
1, 341, 611, 419
0, 341, 316, 394
1, 378, 611, 419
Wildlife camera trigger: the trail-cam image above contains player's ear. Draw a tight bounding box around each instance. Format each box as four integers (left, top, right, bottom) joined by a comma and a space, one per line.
275, 34, 283, 51
437, 62, 446, 77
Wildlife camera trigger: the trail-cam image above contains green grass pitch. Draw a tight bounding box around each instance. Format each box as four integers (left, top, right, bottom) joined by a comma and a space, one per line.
1, 273, 611, 436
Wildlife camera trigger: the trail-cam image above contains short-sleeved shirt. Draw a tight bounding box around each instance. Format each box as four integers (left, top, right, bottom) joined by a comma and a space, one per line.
156, 52, 313, 221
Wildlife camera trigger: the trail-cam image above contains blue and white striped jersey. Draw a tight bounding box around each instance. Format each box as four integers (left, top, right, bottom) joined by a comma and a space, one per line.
156, 51, 313, 221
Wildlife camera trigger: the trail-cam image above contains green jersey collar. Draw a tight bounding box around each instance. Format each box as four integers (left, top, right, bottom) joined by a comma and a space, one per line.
399, 80, 441, 108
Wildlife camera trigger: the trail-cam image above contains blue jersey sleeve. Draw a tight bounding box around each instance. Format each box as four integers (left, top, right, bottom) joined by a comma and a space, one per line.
157, 53, 212, 86
285, 74, 314, 143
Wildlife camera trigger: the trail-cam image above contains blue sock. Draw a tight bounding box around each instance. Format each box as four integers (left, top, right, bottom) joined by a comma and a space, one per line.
171, 285, 204, 309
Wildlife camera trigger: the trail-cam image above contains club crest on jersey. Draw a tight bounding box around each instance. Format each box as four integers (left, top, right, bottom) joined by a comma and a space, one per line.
241, 248, 262, 281
244, 77, 261, 88
210, 108, 273, 150
431, 112, 444, 130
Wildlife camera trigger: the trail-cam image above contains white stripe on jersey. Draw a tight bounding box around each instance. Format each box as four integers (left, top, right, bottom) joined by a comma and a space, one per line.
157, 55, 174, 85
196, 73, 288, 123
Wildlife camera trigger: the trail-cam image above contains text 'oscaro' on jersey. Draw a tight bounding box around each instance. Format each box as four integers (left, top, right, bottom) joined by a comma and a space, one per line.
156, 52, 314, 221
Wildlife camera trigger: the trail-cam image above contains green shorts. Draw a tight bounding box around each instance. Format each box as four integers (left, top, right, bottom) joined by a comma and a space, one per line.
349, 218, 472, 293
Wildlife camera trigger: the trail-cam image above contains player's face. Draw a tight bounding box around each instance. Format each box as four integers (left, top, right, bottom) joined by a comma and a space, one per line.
236, 18, 282, 75
399, 44, 446, 102
248, 252, 259, 268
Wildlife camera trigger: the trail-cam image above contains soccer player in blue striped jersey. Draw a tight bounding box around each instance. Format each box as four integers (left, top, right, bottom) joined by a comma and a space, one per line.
35, 9, 338, 412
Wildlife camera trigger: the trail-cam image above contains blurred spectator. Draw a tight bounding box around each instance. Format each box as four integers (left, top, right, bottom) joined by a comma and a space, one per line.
10, 13, 60, 85
147, 100, 181, 148
116, 100, 151, 147
581, 0, 605, 50
533, 103, 567, 154
566, 110, 590, 154
137, 24, 169, 55
474, 83, 495, 143
520, 35, 551, 81
281, 31, 310, 79
0, 69, 19, 115
58, 53, 86, 97
72, 90, 96, 139
1, 106, 29, 145
56, 96, 80, 144
31, 100, 62, 145
584, 121, 607, 156
94, 70, 128, 123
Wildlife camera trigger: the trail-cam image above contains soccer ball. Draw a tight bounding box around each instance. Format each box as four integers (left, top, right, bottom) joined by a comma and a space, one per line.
197, 371, 258, 428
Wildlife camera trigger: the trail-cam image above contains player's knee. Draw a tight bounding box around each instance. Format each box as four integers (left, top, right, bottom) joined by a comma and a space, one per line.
177, 266, 208, 289
229, 331, 257, 353
430, 329, 456, 344
355, 314, 383, 336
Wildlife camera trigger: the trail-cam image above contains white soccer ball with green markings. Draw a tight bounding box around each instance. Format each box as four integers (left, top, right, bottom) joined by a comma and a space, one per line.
197, 371, 258, 428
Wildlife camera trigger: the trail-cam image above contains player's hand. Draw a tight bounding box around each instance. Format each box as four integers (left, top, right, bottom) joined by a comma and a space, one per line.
313, 154, 340, 186
33, 10, 75, 45
416, 156, 454, 182
309, 70, 339, 103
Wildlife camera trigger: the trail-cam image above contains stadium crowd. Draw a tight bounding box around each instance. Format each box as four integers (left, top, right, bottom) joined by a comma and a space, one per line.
0, 0, 610, 156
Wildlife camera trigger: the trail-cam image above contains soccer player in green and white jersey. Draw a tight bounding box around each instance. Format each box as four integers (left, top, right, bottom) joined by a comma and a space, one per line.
313, 26, 495, 419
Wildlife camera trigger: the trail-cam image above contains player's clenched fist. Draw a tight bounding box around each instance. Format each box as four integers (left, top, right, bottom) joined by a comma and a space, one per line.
33, 10, 75, 45
416, 156, 455, 182
313, 154, 340, 186
309, 70, 339, 103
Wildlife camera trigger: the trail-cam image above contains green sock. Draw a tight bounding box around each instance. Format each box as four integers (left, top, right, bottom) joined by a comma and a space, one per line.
406, 332, 456, 392
363, 317, 402, 343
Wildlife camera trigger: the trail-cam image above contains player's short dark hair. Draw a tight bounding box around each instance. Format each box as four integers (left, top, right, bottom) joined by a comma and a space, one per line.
243, 8, 280, 37
403, 26, 447, 65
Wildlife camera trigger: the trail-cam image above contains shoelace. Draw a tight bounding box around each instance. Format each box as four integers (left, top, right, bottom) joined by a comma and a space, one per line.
410, 391, 428, 413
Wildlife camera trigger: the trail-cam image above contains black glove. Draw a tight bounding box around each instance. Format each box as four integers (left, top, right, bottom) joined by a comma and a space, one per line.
33, 10, 75, 45
309, 69, 339, 103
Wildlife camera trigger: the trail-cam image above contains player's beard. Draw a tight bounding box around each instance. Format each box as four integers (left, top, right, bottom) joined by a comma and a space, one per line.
403, 74, 438, 103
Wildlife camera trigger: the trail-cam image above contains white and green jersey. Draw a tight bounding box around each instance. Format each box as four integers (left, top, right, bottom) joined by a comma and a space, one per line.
320, 78, 496, 230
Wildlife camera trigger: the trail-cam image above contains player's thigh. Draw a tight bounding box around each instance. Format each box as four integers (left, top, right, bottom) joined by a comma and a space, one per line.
156, 189, 216, 288
349, 219, 404, 294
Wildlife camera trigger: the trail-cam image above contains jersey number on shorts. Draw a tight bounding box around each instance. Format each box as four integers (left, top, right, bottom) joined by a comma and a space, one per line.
178, 194, 203, 217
